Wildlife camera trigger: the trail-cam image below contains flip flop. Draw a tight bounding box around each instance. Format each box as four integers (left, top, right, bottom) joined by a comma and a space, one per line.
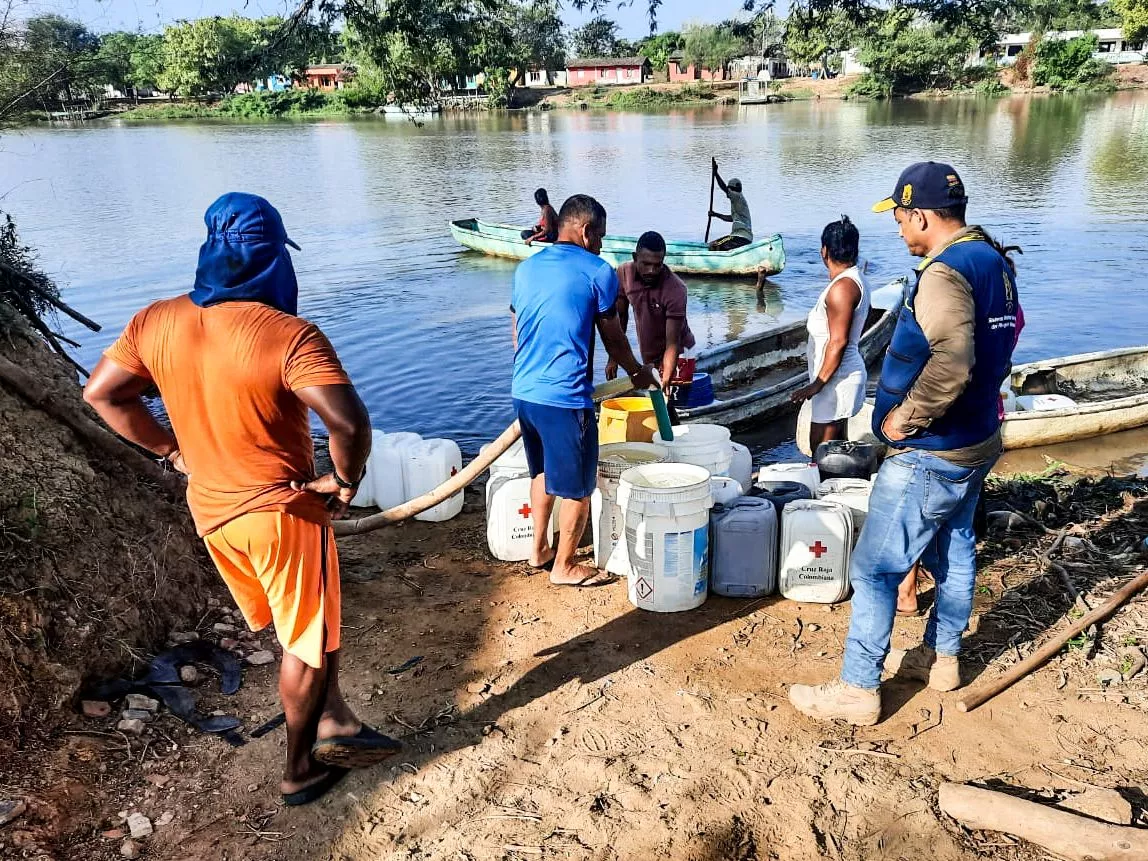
553, 569, 618, 588
312, 724, 403, 769
282, 766, 349, 807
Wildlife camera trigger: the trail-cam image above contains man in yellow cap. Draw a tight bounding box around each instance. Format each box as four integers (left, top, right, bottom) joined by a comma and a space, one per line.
789, 162, 1021, 725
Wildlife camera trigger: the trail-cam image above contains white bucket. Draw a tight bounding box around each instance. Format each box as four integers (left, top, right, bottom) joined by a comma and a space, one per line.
779, 499, 854, 604
758, 462, 820, 498
368, 431, 422, 511
408, 439, 464, 522
618, 463, 713, 613
591, 442, 668, 576
655, 424, 733, 477
710, 475, 743, 506
729, 441, 754, 494
816, 478, 872, 540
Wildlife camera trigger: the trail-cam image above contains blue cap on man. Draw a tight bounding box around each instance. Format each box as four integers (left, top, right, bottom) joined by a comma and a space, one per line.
872, 162, 968, 213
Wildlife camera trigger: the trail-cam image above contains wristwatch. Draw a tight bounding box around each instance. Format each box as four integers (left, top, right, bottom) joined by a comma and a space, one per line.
332, 468, 362, 491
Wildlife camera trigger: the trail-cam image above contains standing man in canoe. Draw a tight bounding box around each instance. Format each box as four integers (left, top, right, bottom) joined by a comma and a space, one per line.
707, 168, 753, 251
521, 188, 559, 245
606, 231, 696, 409
789, 163, 1020, 725
84, 193, 401, 805
511, 194, 655, 586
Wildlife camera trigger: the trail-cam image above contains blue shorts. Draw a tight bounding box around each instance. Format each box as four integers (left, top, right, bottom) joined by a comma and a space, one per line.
514, 399, 598, 500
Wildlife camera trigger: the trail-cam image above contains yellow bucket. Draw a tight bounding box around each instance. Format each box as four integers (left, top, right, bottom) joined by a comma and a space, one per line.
599, 397, 656, 444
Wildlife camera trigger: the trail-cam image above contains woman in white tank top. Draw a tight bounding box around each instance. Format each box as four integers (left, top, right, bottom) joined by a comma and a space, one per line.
791, 216, 871, 454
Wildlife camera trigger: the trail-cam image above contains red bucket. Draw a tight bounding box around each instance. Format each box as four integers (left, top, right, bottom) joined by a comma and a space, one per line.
672, 357, 697, 385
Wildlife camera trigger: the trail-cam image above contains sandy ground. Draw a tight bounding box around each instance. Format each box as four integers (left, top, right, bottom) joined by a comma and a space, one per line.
27, 476, 1142, 861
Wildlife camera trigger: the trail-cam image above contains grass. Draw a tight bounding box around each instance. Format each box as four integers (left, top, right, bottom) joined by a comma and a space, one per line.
119, 90, 371, 121
571, 83, 719, 110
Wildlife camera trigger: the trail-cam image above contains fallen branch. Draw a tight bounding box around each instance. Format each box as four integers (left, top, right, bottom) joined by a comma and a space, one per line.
958, 569, 1148, 712
938, 782, 1148, 861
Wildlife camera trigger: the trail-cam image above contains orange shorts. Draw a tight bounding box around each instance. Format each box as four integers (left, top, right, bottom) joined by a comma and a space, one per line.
203, 511, 341, 669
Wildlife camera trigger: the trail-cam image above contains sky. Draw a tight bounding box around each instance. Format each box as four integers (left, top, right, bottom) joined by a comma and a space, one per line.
14, 0, 752, 37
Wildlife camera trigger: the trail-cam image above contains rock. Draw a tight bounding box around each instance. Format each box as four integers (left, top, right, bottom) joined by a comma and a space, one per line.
121, 709, 154, 722
179, 665, 199, 684
125, 694, 159, 712
169, 631, 198, 644
82, 700, 112, 718
0, 798, 27, 827
206, 597, 221, 608
1059, 787, 1133, 825
102, 829, 126, 840
144, 774, 170, 788
987, 510, 1031, 534
120, 839, 141, 859
117, 718, 146, 736
155, 811, 174, 827
219, 638, 240, 650
126, 812, 153, 839
466, 681, 490, 694
212, 622, 239, 634
1096, 669, 1123, 686
1119, 646, 1147, 681
246, 650, 276, 666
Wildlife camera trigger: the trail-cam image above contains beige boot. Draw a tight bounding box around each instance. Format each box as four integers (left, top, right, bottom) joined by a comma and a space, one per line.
884, 645, 961, 692
788, 679, 881, 726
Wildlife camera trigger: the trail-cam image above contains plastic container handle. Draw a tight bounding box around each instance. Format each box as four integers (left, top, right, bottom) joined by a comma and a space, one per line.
648, 368, 674, 442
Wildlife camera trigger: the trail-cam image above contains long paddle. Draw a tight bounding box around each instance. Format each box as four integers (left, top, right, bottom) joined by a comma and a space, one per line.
704, 157, 717, 244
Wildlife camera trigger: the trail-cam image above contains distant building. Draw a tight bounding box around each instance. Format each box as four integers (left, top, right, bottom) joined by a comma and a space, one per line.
300, 64, 353, 91
566, 57, 652, 86
514, 66, 567, 88
667, 54, 730, 82
729, 55, 796, 80
973, 29, 1145, 66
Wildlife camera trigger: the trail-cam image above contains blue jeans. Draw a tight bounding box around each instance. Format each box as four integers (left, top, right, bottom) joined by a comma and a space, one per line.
840, 448, 995, 690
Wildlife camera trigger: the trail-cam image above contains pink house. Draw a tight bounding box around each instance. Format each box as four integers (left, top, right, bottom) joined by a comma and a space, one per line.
667, 54, 729, 82
566, 57, 652, 86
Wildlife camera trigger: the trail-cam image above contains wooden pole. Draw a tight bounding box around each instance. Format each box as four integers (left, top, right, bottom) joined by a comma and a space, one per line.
957, 568, 1148, 712
938, 783, 1148, 861
704, 157, 718, 244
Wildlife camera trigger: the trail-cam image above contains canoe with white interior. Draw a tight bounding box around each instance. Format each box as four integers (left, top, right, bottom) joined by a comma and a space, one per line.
796, 344, 1148, 454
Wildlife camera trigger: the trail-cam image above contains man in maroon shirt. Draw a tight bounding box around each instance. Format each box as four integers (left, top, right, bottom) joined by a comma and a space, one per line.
606, 231, 696, 395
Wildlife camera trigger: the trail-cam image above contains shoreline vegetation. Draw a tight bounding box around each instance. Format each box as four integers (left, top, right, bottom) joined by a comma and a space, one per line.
28, 66, 1147, 126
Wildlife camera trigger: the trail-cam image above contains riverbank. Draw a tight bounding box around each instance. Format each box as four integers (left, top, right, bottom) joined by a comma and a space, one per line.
8, 463, 1148, 861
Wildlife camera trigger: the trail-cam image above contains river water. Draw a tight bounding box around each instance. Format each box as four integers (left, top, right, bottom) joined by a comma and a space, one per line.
3, 92, 1147, 457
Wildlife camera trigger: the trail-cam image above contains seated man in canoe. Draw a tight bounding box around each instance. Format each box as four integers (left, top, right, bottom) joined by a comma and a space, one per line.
606, 231, 696, 417
521, 188, 559, 245
708, 170, 753, 251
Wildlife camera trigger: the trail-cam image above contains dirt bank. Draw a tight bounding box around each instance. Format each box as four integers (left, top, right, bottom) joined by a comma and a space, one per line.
11, 463, 1144, 861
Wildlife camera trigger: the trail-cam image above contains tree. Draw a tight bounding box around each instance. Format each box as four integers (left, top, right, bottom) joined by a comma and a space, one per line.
1033, 33, 1114, 88
784, 10, 860, 72
682, 23, 747, 74
503, 1, 566, 83
572, 15, 620, 56
1113, 0, 1148, 40
853, 9, 978, 95
15, 15, 103, 103
636, 30, 682, 69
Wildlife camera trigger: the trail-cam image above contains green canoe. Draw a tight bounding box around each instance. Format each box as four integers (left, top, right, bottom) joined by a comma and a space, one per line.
449, 218, 785, 278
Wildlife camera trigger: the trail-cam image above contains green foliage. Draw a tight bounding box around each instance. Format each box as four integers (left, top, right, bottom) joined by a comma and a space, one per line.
1034, 34, 1114, 90
0, 212, 59, 328
853, 10, 980, 96
218, 89, 346, 116
601, 83, 715, 109
572, 15, 621, 57
635, 31, 683, 70
973, 74, 1010, 95
783, 10, 859, 72
1009, 0, 1122, 32
95, 32, 165, 95
1, 14, 104, 111
1113, 0, 1148, 40
682, 23, 748, 74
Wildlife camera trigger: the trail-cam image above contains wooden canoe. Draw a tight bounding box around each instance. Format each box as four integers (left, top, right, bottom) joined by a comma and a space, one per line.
797, 344, 1148, 454
449, 218, 786, 278
679, 278, 906, 431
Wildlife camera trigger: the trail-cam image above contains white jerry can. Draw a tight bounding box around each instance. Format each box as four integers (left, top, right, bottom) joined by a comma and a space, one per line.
482, 439, 530, 509
368, 431, 422, 511
408, 439, 464, 522
758, 462, 821, 498
815, 478, 873, 541
487, 475, 557, 562
729, 441, 754, 494
779, 500, 854, 604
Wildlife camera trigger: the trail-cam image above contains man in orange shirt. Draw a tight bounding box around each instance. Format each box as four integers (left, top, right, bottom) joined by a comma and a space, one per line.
85, 193, 398, 805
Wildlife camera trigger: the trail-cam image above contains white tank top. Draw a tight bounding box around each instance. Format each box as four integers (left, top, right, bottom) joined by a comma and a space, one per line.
806, 265, 870, 381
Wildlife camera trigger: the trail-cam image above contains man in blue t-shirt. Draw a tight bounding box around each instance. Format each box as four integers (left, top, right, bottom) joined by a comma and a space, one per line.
511, 194, 654, 587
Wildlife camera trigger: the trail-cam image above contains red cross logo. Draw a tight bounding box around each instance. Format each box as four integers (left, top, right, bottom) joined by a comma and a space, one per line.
518, 503, 532, 519
809, 541, 828, 558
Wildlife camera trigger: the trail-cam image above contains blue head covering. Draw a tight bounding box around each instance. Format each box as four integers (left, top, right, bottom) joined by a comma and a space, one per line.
189, 192, 301, 315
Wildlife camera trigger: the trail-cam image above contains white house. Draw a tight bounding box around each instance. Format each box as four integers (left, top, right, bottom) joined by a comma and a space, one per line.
975, 29, 1146, 66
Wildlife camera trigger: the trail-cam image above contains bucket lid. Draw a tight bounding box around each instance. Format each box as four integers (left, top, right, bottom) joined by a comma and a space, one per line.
655, 423, 731, 447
